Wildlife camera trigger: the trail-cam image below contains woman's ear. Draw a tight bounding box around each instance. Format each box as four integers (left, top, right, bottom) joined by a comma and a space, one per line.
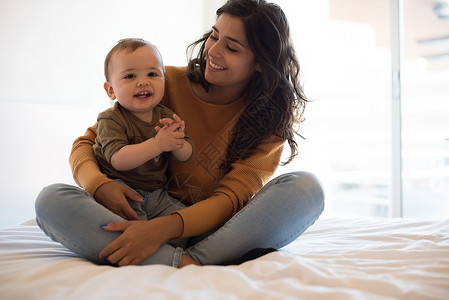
255, 63, 262, 73
104, 82, 116, 100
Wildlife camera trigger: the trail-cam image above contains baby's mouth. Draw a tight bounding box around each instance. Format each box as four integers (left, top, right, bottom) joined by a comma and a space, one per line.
135, 91, 152, 99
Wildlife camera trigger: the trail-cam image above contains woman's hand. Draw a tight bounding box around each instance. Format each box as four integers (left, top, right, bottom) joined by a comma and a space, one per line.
99, 214, 184, 266
94, 181, 145, 221
99, 221, 162, 266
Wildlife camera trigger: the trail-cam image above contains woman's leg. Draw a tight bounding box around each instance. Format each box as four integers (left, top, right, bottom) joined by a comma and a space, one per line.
35, 183, 184, 267
185, 171, 325, 265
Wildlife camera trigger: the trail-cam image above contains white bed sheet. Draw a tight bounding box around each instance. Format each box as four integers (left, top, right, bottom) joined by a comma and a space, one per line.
1, 217, 448, 300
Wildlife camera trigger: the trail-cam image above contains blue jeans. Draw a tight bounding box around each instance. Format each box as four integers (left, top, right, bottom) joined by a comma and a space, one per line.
35, 171, 324, 267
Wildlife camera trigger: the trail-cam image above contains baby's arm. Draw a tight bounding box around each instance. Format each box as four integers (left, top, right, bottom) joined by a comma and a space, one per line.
172, 138, 193, 162
111, 120, 186, 171
110, 138, 163, 171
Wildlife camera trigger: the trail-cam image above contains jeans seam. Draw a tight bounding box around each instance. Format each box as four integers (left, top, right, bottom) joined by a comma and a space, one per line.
172, 247, 183, 267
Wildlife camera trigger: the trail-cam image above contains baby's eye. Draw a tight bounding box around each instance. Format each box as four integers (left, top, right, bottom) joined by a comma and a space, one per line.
124, 74, 135, 79
148, 72, 159, 77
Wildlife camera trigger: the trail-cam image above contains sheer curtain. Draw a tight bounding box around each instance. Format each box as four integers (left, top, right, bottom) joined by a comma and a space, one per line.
274, 0, 449, 219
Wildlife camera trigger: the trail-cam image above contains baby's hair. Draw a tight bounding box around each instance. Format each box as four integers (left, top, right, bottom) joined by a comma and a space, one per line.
104, 38, 163, 81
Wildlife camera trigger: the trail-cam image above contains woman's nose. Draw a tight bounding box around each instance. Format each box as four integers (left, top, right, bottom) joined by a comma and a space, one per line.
208, 42, 222, 58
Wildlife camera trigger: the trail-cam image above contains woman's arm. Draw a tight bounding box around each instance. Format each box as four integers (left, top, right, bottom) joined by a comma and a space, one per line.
69, 125, 143, 220
97, 135, 283, 266
96, 133, 282, 267
175, 135, 285, 237
69, 125, 110, 194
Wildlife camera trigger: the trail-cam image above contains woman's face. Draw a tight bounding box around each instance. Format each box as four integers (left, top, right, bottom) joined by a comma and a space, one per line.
204, 13, 260, 92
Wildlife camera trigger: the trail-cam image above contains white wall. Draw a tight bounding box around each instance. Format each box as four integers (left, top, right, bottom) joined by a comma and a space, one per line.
0, 0, 223, 227
0, 0, 218, 106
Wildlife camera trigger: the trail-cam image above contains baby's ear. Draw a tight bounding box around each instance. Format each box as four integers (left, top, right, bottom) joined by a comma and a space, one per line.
104, 82, 116, 100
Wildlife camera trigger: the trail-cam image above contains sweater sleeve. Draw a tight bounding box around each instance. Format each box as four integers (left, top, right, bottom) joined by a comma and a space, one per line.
175, 135, 284, 237
69, 125, 114, 195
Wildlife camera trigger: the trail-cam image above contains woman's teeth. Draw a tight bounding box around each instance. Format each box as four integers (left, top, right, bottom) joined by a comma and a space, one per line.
209, 60, 226, 70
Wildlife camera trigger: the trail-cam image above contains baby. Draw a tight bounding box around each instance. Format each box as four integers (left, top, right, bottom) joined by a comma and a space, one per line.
93, 38, 194, 219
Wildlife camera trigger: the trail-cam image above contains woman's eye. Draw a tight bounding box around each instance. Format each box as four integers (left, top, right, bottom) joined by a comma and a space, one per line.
209, 34, 237, 52
226, 46, 237, 53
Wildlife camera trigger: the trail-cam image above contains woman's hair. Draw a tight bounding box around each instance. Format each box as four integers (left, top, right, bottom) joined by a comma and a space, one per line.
186, 0, 307, 170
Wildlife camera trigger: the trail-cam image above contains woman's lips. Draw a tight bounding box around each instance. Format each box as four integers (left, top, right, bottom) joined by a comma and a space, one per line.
209, 60, 226, 70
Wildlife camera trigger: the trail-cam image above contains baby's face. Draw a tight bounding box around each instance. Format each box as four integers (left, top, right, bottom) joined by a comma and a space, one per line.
104, 45, 165, 118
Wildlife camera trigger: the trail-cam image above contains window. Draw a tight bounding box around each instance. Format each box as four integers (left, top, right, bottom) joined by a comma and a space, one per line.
274, 0, 449, 218
402, 0, 449, 218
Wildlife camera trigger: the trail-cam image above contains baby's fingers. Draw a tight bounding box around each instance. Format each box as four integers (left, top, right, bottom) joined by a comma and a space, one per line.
179, 120, 185, 132
159, 118, 174, 127
172, 114, 182, 122
173, 131, 185, 139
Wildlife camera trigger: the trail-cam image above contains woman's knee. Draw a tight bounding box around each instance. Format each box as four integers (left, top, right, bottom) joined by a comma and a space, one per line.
35, 183, 85, 218
278, 171, 325, 214
36, 184, 60, 215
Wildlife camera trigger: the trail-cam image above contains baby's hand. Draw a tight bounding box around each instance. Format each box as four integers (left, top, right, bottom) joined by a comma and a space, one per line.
156, 114, 185, 132
171, 114, 185, 132
154, 123, 185, 152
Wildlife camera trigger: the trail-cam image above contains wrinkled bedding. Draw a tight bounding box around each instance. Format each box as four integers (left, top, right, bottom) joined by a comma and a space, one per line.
1, 217, 448, 300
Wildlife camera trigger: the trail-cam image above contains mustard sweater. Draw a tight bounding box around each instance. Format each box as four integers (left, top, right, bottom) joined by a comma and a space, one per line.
69, 66, 284, 238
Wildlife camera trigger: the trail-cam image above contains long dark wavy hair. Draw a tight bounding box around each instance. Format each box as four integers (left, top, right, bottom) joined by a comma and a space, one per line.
186, 0, 307, 171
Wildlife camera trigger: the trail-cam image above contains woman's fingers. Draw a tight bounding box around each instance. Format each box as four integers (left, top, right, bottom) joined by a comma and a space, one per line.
99, 221, 161, 266
105, 243, 138, 266
99, 222, 131, 260
101, 221, 130, 232
94, 181, 142, 221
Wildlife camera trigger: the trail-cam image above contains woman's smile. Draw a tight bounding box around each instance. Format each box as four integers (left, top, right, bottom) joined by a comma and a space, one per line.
208, 59, 227, 71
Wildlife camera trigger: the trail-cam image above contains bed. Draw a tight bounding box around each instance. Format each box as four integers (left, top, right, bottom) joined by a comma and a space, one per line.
1, 217, 448, 300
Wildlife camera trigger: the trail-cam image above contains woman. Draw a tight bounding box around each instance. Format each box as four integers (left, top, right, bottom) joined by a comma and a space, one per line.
35, 0, 324, 268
